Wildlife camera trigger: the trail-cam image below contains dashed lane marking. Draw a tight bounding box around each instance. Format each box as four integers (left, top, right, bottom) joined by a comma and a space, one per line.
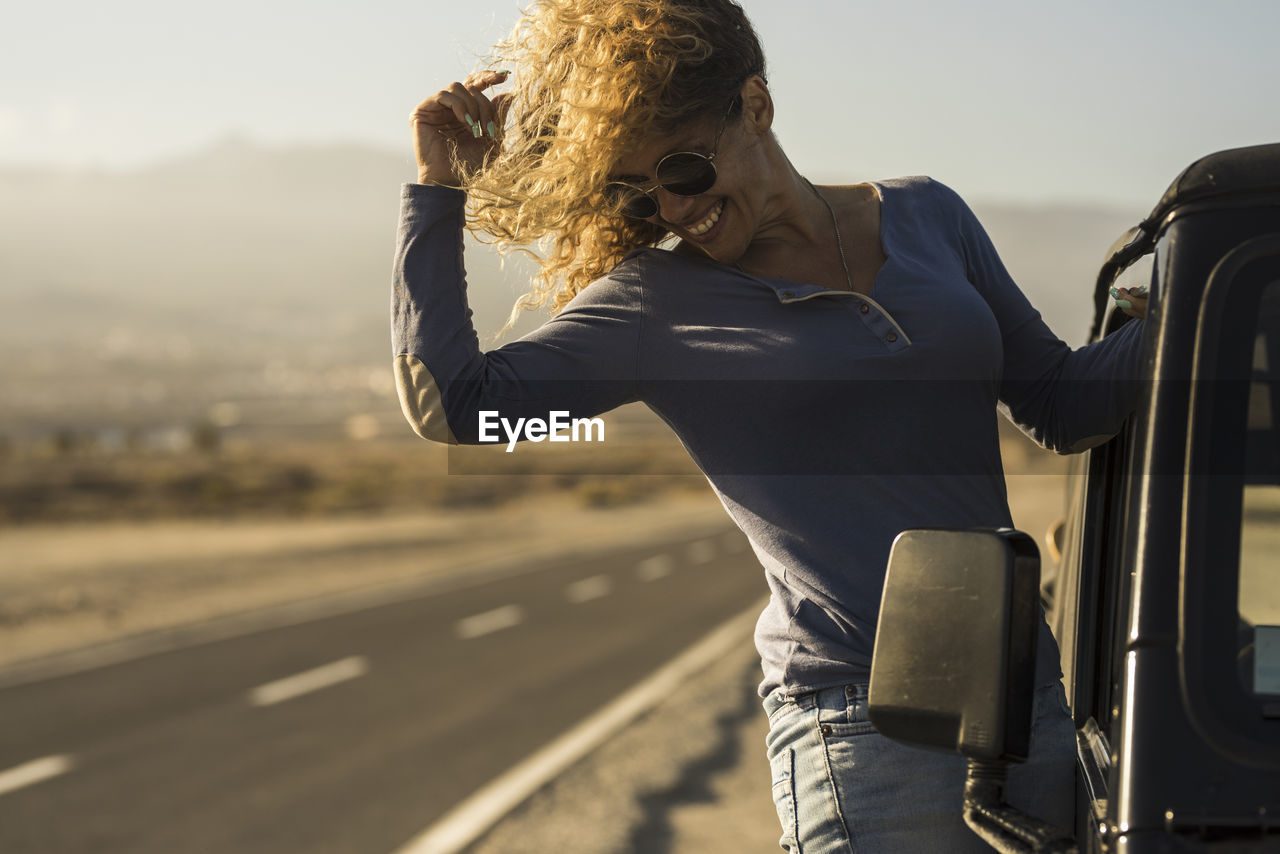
389, 596, 768, 854
636, 554, 674, 581
686, 539, 717, 564
455, 605, 525, 640
0, 755, 75, 798
248, 656, 369, 707
565, 575, 612, 603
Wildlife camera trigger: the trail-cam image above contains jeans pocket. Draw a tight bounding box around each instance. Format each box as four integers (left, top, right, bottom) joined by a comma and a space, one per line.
769, 745, 799, 851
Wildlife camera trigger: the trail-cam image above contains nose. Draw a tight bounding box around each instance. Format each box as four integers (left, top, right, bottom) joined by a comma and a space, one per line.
654, 188, 698, 226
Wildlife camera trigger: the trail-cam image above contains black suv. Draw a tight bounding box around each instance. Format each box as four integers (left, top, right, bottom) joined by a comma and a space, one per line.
867, 143, 1280, 853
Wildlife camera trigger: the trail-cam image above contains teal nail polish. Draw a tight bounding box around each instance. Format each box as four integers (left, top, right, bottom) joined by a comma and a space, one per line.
486, 121, 498, 138
463, 114, 481, 137
1109, 286, 1120, 297
1115, 299, 1132, 310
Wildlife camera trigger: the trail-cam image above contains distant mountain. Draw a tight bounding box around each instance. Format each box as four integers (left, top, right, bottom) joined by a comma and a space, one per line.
0, 137, 1141, 377
0, 137, 541, 370
970, 202, 1140, 344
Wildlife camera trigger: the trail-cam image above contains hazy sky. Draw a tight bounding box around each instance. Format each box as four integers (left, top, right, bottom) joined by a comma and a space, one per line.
4, 0, 1277, 207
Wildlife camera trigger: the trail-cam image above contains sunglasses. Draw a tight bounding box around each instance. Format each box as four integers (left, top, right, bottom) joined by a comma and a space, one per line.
602, 98, 738, 219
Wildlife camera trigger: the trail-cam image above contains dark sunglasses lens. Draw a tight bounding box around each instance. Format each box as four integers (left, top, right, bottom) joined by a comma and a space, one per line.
624, 196, 658, 218
603, 183, 658, 218
655, 153, 717, 196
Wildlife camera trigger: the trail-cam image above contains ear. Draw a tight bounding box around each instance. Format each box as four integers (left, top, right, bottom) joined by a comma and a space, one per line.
739, 75, 774, 134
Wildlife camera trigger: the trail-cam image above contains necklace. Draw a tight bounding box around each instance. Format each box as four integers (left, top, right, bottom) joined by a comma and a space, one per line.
732, 177, 854, 292
802, 177, 854, 292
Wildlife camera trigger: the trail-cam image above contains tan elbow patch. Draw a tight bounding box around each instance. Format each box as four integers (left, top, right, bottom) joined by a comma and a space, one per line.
394, 354, 459, 444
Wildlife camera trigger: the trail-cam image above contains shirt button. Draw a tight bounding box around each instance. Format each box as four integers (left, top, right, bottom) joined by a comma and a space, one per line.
886, 332, 898, 343
859, 303, 869, 314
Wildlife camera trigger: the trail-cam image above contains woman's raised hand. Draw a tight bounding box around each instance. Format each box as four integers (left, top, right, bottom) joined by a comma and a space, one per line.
411, 70, 511, 186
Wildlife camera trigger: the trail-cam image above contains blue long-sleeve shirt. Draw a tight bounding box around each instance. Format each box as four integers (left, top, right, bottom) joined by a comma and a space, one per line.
392, 175, 1148, 697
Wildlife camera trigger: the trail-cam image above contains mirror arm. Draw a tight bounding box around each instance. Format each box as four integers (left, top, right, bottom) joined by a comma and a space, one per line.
963, 760, 1079, 854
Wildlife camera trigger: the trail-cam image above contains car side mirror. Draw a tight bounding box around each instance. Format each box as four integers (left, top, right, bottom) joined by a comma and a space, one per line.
868, 528, 1040, 759
868, 528, 1077, 852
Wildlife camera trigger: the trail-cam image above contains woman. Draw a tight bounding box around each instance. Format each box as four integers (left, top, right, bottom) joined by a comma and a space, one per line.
396, 1, 1148, 850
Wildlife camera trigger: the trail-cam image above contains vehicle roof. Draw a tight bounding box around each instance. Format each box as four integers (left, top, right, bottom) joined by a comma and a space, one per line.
1143, 141, 1280, 233
1090, 142, 1280, 338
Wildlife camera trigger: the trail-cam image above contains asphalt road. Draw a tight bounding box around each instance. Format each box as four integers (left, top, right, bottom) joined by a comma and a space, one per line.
0, 524, 766, 854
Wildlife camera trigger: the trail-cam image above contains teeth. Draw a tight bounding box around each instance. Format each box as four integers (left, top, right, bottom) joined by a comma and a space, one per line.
688, 201, 723, 236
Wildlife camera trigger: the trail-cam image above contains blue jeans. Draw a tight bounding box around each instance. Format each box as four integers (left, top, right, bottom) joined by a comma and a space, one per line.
763, 681, 1075, 853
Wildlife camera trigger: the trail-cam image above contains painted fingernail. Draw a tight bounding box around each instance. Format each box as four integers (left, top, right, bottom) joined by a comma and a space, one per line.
495, 68, 512, 75
1133, 285, 1149, 295
1109, 286, 1120, 297
486, 121, 498, 138
1115, 299, 1132, 310
464, 114, 481, 137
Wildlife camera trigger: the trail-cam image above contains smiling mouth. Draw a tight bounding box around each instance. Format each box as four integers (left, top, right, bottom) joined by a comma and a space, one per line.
685, 200, 724, 236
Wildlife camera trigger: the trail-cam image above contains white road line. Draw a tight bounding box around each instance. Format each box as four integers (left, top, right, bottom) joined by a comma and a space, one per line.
455, 605, 524, 640
390, 596, 767, 854
686, 539, 717, 564
248, 656, 369, 707
0, 755, 75, 797
565, 575, 612, 604
636, 554, 673, 581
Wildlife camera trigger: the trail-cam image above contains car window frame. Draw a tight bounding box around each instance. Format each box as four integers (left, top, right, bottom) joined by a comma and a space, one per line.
1180, 234, 1280, 764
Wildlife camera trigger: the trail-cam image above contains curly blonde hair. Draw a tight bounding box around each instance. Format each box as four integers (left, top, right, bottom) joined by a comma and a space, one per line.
457, 0, 766, 327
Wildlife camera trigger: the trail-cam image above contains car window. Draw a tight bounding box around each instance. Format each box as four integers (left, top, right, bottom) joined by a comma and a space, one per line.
1239, 279, 1280, 698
